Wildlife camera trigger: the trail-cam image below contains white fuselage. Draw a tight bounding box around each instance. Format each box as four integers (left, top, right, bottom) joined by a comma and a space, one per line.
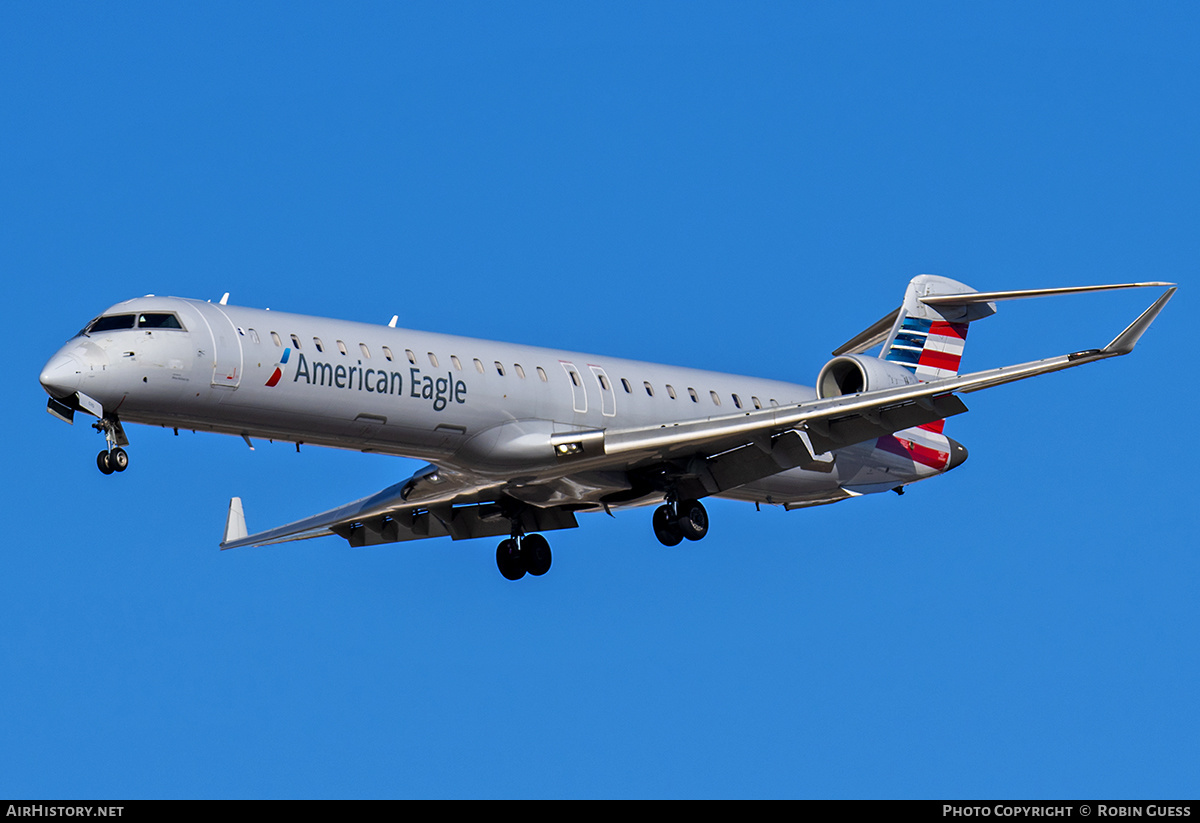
41, 295, 954, 509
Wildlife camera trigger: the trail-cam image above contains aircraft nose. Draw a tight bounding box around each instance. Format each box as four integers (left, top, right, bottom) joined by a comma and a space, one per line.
946, 437, 969, 470
40, 351, 83, 399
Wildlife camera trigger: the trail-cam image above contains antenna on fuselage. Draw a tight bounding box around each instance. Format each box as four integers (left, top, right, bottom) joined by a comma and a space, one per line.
388, 316, 398, 328
219, 293, 230, 305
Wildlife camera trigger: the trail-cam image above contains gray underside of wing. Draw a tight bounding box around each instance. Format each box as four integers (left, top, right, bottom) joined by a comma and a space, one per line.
219, 468, 580, 550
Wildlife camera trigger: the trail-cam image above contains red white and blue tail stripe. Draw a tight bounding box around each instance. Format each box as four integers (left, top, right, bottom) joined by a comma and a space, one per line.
884, 317, 969, 382
874, 274, 993, 469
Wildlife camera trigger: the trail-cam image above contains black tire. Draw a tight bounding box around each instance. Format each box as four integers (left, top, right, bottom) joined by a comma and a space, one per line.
496, 538, 525, 580
653, 505, 683, 546
110, 447, 129, 472
523, 533, 552, 576
676, 499, 709, 541
96, 450, 114, 475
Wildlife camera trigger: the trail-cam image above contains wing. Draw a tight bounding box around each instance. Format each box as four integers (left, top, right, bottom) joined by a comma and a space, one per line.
548, 286, 1176, 498
223, 285, 1173, 549
220, 464, 577, 550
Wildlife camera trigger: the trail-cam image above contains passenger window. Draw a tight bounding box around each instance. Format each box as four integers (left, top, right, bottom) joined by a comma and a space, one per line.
621, 378, 632, 393
270, 332, 282, 347
382, 346, 394, 361
710, 391, 721, 406
361, 343, 371, 358
290, 334, 302, 349
537, 367, 548, 382
337, 340, 348, 355
406, 350, 417, 364
568, 370, 579, 386
752, 396, 762, 410
428, 352, 438, 367
248, 329, 260, 344
313, 337, 324, 352
688, 388, 698, 403
496, 361, 506, 377
666, 385, 677, 399
769, 399, 779, 407
732, 394, 742, 409
515, 364, 526, 379
474, 358, 485, 374
451, 355, 462, 370
644, 381, 654, 397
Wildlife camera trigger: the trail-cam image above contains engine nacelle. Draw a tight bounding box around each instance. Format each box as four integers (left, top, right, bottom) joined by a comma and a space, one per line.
816, 354, 921, 398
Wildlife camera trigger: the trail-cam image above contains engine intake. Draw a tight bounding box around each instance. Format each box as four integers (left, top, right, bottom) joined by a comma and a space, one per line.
816, 355, 920, 398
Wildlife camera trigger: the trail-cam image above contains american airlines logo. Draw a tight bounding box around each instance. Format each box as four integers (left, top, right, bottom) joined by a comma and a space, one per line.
265, 347, 291, 387
280, 352, 467, 412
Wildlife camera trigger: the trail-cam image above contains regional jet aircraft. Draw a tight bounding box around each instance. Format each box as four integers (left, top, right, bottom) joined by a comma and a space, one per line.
39, 275, 1174, 579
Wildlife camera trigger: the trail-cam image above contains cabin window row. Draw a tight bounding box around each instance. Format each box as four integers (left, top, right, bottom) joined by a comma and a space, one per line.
244, 327, 779, 408
247, 328, 553, 382
634, 380, 775, 409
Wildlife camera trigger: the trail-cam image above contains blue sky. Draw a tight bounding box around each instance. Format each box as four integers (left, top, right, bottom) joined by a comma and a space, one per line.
4, 2, 1197, 798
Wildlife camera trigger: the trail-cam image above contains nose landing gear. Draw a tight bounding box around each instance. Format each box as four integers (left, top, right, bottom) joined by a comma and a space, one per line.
96, 447, 129, 475
92, 416, 130, 475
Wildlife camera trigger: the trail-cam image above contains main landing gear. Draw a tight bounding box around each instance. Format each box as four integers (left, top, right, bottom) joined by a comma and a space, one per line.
652, 498, 709, 546
496, 532, 553, 580
93, 416, 130, 475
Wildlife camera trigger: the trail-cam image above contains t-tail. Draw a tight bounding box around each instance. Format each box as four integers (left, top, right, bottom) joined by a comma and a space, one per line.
878, 275, 991, 439
824, 274, 1174, 477
880, 274, 991, 384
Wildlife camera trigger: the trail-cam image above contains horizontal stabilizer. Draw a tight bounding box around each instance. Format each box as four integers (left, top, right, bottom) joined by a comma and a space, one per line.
921, 281, 1174, 306
832, 307, 901, 356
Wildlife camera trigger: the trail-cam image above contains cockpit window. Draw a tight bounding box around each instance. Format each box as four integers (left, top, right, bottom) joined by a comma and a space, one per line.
87, 314, 136, 333
137, 313, 183, 329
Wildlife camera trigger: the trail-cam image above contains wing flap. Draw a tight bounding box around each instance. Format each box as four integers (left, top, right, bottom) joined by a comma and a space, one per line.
219, 468, 504, 550
219, 465, 582, 550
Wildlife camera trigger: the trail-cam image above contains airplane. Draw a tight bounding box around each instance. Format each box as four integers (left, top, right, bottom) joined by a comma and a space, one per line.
39, 275, 1175, 580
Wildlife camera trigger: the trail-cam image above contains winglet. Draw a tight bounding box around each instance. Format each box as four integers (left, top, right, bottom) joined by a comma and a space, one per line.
1102, 287, 1177, 355
222, 497, 248, 548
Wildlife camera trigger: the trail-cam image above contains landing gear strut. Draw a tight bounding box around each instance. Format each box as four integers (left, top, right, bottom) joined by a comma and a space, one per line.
653, 498, 709, 546
495, 532, 553, 580
93, 416, 129, 475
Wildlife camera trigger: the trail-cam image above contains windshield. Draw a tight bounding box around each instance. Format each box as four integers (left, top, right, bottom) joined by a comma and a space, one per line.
86, 314, 135, 333
137, 313, 183, 329
81, 312, 185, 336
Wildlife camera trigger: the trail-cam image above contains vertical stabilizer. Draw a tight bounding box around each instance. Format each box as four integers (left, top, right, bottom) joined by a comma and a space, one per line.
878, 275, 994, 440
880, 274, 995, 383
